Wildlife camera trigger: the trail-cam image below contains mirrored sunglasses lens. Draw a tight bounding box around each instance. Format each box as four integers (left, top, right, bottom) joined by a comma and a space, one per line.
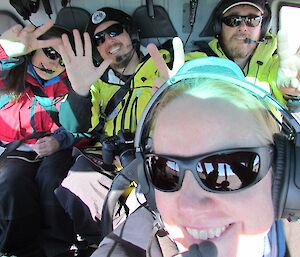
223, 16, 241, 27
245, 17, 262, 27
94, 33, 105, 45
223, 16, 262, 27
197, 152, 260, 191
43, 48, 60, 60
146, 155, 181, 191
94, 24, 123, 46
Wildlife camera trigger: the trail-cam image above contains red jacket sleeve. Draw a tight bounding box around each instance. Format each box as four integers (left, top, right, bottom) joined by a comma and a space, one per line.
0, 45, 9, 60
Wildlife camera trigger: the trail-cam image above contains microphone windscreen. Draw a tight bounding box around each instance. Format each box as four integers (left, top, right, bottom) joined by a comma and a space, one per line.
173, 240, 218, 257
196, 241, 218, 257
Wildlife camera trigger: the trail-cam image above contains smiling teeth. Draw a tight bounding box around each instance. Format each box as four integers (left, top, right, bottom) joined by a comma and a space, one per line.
109, 46, 120, 54
186, 225, 228, 240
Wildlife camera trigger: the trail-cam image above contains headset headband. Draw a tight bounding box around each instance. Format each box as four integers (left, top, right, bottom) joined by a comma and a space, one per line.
134, 58, 300, 149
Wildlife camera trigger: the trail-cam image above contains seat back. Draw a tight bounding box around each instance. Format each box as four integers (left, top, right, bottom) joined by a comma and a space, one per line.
0, 10, 23, 35
55, 6, 90, 34
132, 5, 177, 46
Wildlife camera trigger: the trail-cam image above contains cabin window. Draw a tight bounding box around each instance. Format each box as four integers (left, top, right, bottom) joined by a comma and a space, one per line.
279, 4, 300, 53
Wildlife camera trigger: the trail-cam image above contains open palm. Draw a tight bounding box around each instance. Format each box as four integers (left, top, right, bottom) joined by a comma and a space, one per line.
59, 29, 111, 96
277, 29, 300, 94
147, 37, 185, 90
0, 20, 62, 57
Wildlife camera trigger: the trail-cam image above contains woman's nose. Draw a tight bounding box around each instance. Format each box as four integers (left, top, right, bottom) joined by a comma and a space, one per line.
177, 171, 216, 215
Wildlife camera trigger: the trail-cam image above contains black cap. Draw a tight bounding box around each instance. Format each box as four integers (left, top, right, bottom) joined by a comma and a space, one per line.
87, 7, 133, 36
39, 24, 72, 39
39, 24, 75, 50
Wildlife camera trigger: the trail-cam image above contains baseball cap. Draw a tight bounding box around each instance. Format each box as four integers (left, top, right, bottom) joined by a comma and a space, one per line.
87, 7, 133, 35
220, 0, 266, 15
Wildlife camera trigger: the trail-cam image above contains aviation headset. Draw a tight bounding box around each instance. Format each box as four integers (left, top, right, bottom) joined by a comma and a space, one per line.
9, 0, 39, 20
101, 57, 300, 239
9, 0, 53, 20
213, 0, 272, 40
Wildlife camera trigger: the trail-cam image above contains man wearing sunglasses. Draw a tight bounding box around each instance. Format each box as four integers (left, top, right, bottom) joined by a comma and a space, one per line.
56, 6, 173, 252
196, 0, 300, 112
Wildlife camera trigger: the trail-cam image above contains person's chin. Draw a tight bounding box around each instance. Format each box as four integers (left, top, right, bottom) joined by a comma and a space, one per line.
37, 70, 58, 80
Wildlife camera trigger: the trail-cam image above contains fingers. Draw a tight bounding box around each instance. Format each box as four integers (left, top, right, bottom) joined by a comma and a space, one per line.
147, 43, 170, 79
10, 24, 23, 36
152, 77, 165, 93
62, 32, 75, 59
83, 32, 92, 60
74, 29, 84, 57
297, 45, 300, 57
96, 59, 112, 77
277, 29, 300, 90
33, 136, 59, 156
0, 24, 23, 40
22, 24, 36, 34
291, 77, 300, 89
171, 37, 185, 76
277, 29, 295, 59
58, 41, 70, 65
148, 37, 185, 81
33, 19, 54, 38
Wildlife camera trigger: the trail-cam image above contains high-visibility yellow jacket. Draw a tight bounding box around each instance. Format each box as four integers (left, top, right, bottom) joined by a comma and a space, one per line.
185, 34, 285, 106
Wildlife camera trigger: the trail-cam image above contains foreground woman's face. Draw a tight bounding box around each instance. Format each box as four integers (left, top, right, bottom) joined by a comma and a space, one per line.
153, 95, 274, 257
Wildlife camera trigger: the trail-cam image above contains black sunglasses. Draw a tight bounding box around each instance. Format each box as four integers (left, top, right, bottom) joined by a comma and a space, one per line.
144, 146, 273, 193
93, 23, 124, 46
42, 47, 64, 67
222, 15, 263, 27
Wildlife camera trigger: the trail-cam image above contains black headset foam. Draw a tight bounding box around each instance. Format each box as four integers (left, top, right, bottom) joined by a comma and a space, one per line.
10, 0, 40, 21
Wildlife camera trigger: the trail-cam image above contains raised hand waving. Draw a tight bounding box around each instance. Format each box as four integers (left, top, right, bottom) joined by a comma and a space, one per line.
0, 20, 61, 57
59, 29, 112, 96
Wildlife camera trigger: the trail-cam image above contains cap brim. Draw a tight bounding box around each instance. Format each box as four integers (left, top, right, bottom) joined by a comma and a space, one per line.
222, 2, 264, 14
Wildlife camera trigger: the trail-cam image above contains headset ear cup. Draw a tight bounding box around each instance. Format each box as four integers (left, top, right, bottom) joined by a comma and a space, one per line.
126, 24, 140, 51
272, 133, 289, 219
138, 152, 150, 194
214, 17, 221, 37
260, 1, 272, 39
10, 0, 31, 20
136, 152, 157, 210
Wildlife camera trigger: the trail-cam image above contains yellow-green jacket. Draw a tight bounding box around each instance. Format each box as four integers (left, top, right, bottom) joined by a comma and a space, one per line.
60, 48, 171, 140
89, 49, 171, 137
185, 34, 285, 106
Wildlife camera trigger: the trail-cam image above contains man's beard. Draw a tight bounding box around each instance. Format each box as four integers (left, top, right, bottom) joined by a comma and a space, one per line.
112, 48, 135, 70
220, 35, 257, 60
224, 44, 249, 59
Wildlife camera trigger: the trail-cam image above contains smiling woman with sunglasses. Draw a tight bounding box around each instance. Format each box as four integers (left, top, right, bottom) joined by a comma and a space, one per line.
90, 57, 299, 257
0, 21, 84, 257
146, 79, 278, 257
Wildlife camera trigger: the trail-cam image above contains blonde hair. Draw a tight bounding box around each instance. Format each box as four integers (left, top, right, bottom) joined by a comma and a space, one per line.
150, 78, 279, 143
